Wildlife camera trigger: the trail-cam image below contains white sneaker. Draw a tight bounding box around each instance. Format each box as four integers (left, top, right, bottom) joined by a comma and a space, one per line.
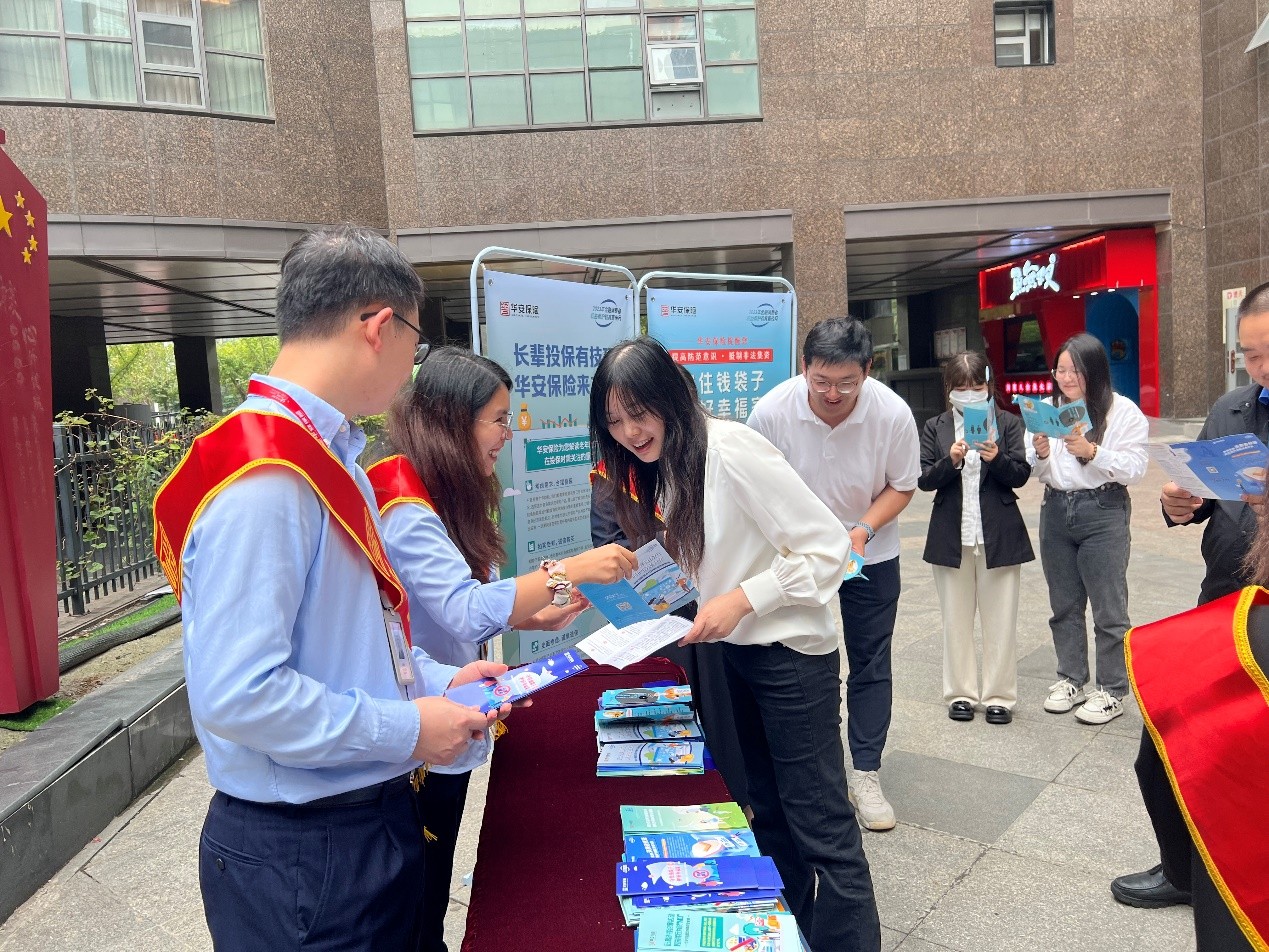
1044, 679, 1085, 713
848, 769, 896, 831
1075, 689, 1124, 724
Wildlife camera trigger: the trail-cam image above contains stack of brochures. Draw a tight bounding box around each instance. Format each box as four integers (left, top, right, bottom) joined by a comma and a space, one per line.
617, 803, 790, 931
635, 909, 805, 952
595, 686, 707, 778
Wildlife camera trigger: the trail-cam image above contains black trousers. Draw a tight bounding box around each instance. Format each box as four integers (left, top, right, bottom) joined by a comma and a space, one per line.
200, 780, 425, 951
721, 640, 881, 952
1135, 730, 1252, 951
415, 770, 472, 952
838, 557, 902, 772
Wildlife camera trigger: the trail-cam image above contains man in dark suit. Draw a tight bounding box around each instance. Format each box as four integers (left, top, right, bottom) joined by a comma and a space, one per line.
1111, 281, 1269, 916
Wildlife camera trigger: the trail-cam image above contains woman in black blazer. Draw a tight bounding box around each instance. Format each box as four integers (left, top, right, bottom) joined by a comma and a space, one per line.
918, 352, 1034, 725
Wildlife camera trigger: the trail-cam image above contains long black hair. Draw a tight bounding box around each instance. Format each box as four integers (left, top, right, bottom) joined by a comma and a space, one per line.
387, 346, 511, 579
1051, 333, 1114, 447
589, 338, 708, 578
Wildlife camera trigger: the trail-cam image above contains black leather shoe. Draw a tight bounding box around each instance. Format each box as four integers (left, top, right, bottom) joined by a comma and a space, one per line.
985, 705, 1012, 725
948, 700, 974, 721
1110, 864, 1192, 908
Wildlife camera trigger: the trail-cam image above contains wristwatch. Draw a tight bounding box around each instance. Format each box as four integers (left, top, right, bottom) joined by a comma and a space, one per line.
854, 521, 876, 543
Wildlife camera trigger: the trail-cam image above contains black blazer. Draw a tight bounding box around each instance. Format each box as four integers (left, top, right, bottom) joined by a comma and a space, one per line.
918, 408, 1035, 569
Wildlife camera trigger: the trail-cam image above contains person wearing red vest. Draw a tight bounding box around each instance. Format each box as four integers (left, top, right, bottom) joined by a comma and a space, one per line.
154, 227, 516, 951
369, 347, 635, 952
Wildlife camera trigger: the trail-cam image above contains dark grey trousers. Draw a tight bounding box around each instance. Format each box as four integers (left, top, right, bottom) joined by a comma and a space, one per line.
1039, 484, 1132, 697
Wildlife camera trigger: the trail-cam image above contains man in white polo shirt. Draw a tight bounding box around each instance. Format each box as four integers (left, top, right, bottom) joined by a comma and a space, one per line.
748, 317, 920, 831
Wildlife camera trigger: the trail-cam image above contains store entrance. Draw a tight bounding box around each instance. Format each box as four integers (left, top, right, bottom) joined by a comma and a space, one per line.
1085, 290, 1140, 405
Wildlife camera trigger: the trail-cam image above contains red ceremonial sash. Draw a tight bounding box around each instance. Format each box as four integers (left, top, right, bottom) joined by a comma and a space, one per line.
1126, 586, 1269, 951
589, 462, 662, 518
366, 454, 436, 516
152, 409, 412, 644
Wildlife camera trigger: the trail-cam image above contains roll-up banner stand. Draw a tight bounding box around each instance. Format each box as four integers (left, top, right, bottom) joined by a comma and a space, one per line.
639, 272, 797, 422
471, 248, 637, 664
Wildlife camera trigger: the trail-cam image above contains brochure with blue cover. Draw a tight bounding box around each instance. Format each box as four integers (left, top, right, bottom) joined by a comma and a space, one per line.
616, 856, 783, 898
636, 910, 804, 951
619, 895, 785, 929
601, 686, 694, 709
1145, 433, 1269, 501
961, 400, 997, 444
623, 830, 761, 862
578, 539, 699, 628
621, 803, 749, 835
598, 741, 705, 777
442, 648, 588, 713
1012, 395, 1088, 437
596, 704, 696, 726
598, 721, 705, 745
631, 889, 784, 910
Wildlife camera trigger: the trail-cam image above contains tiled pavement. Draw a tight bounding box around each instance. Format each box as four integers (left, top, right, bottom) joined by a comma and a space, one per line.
0, 460, 1206, 951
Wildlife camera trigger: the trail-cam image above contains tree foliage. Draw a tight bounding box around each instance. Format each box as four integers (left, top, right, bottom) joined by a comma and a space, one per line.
107, 342, 178, 410
217, 335, 280, 407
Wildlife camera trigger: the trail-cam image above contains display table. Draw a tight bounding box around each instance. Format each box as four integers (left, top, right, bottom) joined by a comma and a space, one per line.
460, 658, 733, 952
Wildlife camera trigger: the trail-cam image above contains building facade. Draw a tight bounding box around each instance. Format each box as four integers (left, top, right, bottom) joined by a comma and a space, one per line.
0, 0, 1252, 418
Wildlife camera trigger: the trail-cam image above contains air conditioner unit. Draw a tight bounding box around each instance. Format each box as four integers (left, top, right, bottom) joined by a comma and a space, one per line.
647, 43, 702, 85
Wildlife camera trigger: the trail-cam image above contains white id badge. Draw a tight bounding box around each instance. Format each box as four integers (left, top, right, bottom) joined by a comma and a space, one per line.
384, 608, 415, 687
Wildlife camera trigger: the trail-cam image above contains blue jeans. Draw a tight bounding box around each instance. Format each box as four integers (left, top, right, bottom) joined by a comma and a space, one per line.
1039, 485, 1132, 697
721, 641, 881, 952
838, 557, 901, 772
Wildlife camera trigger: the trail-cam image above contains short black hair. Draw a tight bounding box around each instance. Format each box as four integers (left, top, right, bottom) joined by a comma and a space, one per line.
802, 317, 873, 369
275, 225, 424, 343
1238, 281, 1269, 324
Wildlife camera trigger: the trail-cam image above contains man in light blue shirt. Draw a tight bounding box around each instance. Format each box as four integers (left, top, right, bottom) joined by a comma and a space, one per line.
181, 226, 509, 951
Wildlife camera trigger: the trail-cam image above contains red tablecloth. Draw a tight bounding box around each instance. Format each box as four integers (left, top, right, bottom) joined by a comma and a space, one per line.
460, 658, 733, 952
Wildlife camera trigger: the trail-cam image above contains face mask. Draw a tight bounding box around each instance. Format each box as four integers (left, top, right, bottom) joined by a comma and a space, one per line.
949, 389, 987, 411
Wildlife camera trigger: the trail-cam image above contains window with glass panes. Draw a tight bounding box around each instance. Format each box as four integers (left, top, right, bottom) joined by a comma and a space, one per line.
0, 0, 269, 116
993, 2, 1054, 67
406, 0, 760, 133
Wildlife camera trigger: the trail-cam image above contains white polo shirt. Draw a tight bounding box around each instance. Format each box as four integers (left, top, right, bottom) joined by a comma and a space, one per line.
747, 374, 921, 565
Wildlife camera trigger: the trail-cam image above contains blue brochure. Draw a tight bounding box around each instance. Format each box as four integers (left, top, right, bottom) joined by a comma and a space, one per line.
617, 856, 783, 897
961, 401, 997, 445
443, 648, 588, 713
623, 830, 761, 862
1012, 395, 1088, 437
621, 802, 750, 835
596, 704, 696, 726
579, 539, 699, 628
601, 686, 694, 709
632, 889, 784, 910
636, 910, 803, 952
1146, 433, 1269, 500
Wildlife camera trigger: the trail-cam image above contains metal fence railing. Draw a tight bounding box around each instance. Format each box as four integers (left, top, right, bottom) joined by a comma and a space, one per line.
53, 417, 199, 616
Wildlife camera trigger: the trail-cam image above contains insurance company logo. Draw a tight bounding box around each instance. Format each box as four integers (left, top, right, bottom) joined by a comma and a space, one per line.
499, 301, 540, 317
591, 298, 621, 328
660, 304, 696, 317
747, 302, 779, 328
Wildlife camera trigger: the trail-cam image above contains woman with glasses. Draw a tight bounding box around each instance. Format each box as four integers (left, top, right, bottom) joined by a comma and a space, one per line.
918, 352, 1033, 726
370, 346, 637, 952
1028, 333, 1148, 724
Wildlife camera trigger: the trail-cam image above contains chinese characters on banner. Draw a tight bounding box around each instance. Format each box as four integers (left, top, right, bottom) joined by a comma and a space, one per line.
0, 137, 57, 712
646, 288, 795, 422
483, 269, 635, 662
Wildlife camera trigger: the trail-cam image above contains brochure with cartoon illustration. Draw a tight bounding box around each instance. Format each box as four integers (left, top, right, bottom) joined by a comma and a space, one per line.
619, 895, 785, 928
620, 803, 749, 835
598, 741, 705, 777
631, 889, 784, 911
578, 538, 699, 628
1146, 433, 1269, 501
442, 648, 588, 713
601, 686, 694, 709
961, 400, 997, 445
1012, 395, 1088, 437
636, 910, 804, 952
623, 830, 761, 862
617, 856, 783, 897
598, 720, 705, 745
596, 704, 696, 727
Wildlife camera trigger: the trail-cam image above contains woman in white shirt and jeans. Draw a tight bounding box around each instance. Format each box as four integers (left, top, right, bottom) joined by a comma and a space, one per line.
1029, 333, 1149, 724
589, 337, 881, 952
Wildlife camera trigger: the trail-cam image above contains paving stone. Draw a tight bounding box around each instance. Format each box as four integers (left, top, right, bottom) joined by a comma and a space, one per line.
0, 872, 156, 951
876, 750, 1046, 845
911, 849, 1195, 952
894, 937, 961, 951
1054, 728, 1144, 792
861, 820, 986, 933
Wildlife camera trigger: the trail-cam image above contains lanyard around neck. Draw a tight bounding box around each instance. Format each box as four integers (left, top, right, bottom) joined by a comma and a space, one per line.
247, 379, 326, 443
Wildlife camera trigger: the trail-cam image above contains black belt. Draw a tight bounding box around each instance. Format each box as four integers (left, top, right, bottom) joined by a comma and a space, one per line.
294, 773, 414, 809
1044, 482, 1125, 498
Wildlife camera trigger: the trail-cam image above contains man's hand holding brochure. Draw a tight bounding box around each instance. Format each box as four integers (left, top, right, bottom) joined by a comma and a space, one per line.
1147, 433, 1269, 501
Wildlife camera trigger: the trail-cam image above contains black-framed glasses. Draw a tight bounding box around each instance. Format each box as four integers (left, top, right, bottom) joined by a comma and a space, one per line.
360, 309, 431, 365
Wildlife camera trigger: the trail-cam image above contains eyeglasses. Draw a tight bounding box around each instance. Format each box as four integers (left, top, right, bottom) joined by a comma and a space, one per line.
809, 377, 862, 395
478, 412, 514, 435
1051, 367, 1083, 380
360, 308, 431, 365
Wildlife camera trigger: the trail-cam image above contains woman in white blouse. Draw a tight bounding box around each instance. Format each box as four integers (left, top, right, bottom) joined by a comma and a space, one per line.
589, 337, 881, 952
1028, 333, 1149, 725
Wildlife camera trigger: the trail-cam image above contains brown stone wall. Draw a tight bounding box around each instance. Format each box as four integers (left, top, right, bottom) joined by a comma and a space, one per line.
374, 0, 1207, 409
0, 0, 389, 227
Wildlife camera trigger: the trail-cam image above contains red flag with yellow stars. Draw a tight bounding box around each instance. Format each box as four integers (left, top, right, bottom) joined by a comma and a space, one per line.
0, 128, 57, 713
